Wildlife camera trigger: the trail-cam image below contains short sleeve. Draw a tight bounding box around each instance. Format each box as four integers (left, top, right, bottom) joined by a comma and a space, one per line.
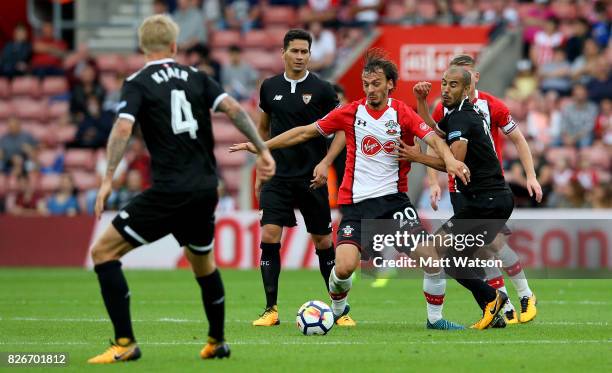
201, 72, 227, 112
259, 79, 271, 114
446, 112, 472, 145
490, 98, 517, 134
432, 102, 444, 122
398, 103, 434, 140
316, 103, 356, 136
117, 80, 143, 123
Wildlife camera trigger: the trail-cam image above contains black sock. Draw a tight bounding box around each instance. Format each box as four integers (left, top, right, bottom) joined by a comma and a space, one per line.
94, 260, 135, 341
315, 245, 335, 290
260, 242, 281, 308
196, 269, 225, 342
455, 278, 497, 310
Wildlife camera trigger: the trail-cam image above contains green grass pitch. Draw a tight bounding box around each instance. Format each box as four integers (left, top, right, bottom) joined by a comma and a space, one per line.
0, 268, 610, 372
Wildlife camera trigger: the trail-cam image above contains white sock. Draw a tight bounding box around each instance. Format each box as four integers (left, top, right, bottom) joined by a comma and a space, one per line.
499, 244, 533, 298
423, 271, 445, 323
329, 267, 352, 316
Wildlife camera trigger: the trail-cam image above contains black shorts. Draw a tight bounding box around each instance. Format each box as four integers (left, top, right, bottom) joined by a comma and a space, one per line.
259, 178, 331, 235
112, 188, 218, 254
450, 192, 512, 236
338, 193, 426, 258
443, 191, 514, 246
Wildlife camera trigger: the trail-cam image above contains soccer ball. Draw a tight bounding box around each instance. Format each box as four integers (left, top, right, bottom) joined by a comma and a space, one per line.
296, 300, 334, 335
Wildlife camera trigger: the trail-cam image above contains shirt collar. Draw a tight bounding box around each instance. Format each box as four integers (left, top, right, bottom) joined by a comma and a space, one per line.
144, 58, 175, 67
284, 71, 309, 93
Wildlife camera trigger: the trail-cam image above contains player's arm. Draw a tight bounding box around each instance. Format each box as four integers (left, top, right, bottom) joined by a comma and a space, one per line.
395, 137, 446, 172
258, 111, 271, 141
413, 82, 444, 135
506, 127, 543, 202
311, 131, 346, 188
423, 133, 470, 185
95, 118, 134, 218
268, 123, 322, 150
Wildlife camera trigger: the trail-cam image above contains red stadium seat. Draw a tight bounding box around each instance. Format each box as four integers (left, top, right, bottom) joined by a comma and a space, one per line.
51, 125, 78, 144
20, 122, 48, 141
242, 50, 284, 72
37, 148, 62, 169
64, 149, 96, 171
212, 123, 246, 144
10, 76, 41, 98
126, 54, 146, 74
41, 77, 69, 96
96, 54, 125, 73
214, 147, 247, 168
211, 30, 242, 49
265, 26, 289, 49
38, 173, 61, 193
48, 101, 69, 120
71, 170, 98, 190
12, 99, 48, 122
241, 30, 272, 50
262, 6, 297, 27
0, 77, 9, 99
0, 101, 13, 120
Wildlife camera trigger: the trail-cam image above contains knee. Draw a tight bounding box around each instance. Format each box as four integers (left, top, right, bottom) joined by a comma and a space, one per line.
333, 257, 356, 279
261, 226, 282, 243
91, 242, 117, 265
313, 235, 333, 250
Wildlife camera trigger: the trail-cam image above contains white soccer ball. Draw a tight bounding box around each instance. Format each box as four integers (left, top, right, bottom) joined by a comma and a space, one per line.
296, 300, 334, 335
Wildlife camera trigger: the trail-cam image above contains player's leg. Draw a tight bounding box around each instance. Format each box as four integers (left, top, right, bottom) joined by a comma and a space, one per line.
490, 232, 537, 323
254, 180, 295, 326
184, 247, 230, 359
88, 224, 141, 364
483, 264, 518, 324
311, 233, 335, 289
329, 243, 360, 323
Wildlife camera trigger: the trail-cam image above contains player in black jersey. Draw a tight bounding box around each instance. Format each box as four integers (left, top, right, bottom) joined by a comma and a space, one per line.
397, 66, 513, 329
251, 29, 354, 327
87, 15, 275, 364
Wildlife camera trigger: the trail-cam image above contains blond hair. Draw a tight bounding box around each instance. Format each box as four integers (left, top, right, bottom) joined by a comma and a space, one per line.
138, 15, 179, 54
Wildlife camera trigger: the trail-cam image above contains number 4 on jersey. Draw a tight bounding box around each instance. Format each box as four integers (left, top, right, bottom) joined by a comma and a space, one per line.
171, 89, 198, 139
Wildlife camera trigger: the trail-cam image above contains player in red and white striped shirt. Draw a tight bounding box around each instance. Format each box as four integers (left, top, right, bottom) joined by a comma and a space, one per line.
230, 50, 501, 329
421, 55, 541, 325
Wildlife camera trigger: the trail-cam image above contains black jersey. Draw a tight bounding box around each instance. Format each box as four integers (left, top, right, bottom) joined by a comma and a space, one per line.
117, 58, 227, 192
259, 71, 338, 179
438, 99, 510, 195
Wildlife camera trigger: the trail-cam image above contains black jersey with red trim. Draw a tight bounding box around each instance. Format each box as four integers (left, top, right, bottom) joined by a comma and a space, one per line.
259, 71, 338, 180
117, 58, 227, 192
437, 99, 509, 195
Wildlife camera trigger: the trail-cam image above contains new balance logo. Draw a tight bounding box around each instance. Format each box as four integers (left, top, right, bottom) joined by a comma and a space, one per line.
273, 95, 283, 101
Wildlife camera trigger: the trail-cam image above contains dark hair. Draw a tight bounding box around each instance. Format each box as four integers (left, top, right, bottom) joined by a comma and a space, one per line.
450, 54, 476, 68
229, 44, 242, 53
447, 66, 471, 87
283, 29, 312, 50
332, 83, 345, 96
362, 48, 398, 89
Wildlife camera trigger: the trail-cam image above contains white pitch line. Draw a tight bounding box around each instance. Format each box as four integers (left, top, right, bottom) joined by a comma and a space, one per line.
0, 317, 609, 327
0, 340, 610, 346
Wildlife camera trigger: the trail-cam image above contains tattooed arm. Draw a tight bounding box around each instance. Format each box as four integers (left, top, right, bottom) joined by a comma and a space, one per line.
95, 118, 133, 218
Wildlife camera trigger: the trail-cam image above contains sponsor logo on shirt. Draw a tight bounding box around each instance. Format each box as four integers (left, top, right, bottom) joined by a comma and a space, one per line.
361, 135, 397, 156
448, 131, 462, 141
273, 95, 283, 101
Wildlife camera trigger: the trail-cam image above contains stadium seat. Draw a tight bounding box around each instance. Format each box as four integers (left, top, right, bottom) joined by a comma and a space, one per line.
580, 147, 611, 169
64, 149, 96, 171
210, 30, 242, 49
37, 148, 62, 169
126, 54, 146, 74
10, 76, 41, 98
0, 101, 12, 120
212, 123, 246, 144
214, 147, 247, 168
241, 30, 272, 50
20, 122, 48, 141
71, 170, 98, 191
242, 50, 284, 72
38, 173, 61, 193
384, 2, 408, 22
12, 99, 48, 122
262, 6, 297, 27
96, 54, 125, 74
211, 49, 230, 65
41, 77, 69, 97
221, 168, 242, 194
265, 27, 289, 49
0, 78, 9, 99
48, 101, 69, 120
51, 125, 78, 144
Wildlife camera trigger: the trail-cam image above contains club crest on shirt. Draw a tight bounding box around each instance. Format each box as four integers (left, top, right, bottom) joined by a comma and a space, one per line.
302, 93, 312, 104
385, 120, 399, 135
341, 225, 354, 237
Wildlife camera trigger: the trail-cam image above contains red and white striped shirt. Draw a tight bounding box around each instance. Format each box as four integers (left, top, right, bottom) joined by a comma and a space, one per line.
316, 98, 433, 204
432, 90, 517, 192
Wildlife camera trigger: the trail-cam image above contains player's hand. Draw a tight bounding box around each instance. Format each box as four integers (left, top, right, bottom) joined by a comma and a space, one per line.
229, 142, 257, 154
254, 176, 262, 202
446, 158, 470, 185
526, 176, 543, 203
394, 138, 421, 161
310, 161, 329, 189
430, 183, 442, 211
256, 149, 275, 181
413, 82, 432, 100
94, 178, 113, 220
